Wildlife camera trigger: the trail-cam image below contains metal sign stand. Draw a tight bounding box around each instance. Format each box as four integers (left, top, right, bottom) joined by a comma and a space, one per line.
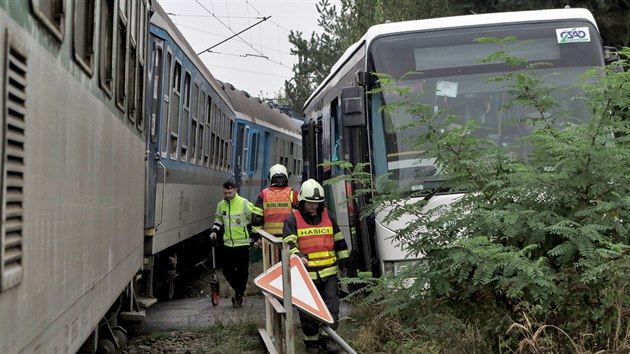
256, 229, 356, 354
257, 230, 294, 354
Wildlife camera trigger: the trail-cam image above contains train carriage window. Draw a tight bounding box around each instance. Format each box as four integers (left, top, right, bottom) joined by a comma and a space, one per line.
169, 61, 182, 160
273, 137, 279, 164
198, 93, 205, 166
99, 0, 115, 97
212, 105, 220, 169
249, 132, 259, 173
30, 0, 65, 41
135, 1, 147, 132
208, 103, 216, 168
218, 108, 223, 170
126, 0, 136, 123
135, 60, 144, 131
204, 96, 212, 168
161, 52, 172, 157
116, 4, 128, 111
221, 113, 230, 171
150, 44, 163, 144
242, 126, 250, 174
127, 44, 137, 123
181, 72, 191, 161
217, 112, 224, 171
129, 0, 136, 44
227, 118, 233, 171
224, 140, 229, 172
279, 140, 285, 165
73, 0, 95, 75
191, 83, 199, 164
138, 0, 147, 63
229, 116, 234, 142
291, 142, 297, 176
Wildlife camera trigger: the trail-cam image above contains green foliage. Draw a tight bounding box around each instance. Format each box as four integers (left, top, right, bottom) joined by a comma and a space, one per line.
335, 48, 630, 352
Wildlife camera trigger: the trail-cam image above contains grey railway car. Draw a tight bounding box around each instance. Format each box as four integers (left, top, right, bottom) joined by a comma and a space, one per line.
0, 0, 303, 352
0, 1, 149, 353
219, 82, 302, 202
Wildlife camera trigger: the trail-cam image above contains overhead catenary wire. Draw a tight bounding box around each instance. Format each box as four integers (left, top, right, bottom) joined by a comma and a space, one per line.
166, 13, 264, 19
196, 15, 271, 55
174, 23, 292, 55
192, 0, 292, 69
245, 0, 292, 33
203, 62, 291, 78
193, 0, 267, 57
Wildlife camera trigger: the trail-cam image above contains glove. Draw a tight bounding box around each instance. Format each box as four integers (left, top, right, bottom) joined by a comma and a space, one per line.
338, 258, 350, 274
209, 232, 218, 246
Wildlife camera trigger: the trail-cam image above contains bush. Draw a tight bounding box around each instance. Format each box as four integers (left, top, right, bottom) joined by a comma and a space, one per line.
342, 48, 630, 352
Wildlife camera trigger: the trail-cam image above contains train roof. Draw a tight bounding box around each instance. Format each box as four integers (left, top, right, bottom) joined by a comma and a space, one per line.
151, 1, 234, 112
219, 81, 301, 140
304, 7, 599, 111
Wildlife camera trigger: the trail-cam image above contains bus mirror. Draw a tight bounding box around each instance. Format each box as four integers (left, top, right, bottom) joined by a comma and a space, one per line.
341, 86, 365, 127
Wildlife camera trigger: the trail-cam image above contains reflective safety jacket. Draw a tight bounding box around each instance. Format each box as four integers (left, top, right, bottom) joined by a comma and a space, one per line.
284, 208, 350, 280
211, 193, 254, 248
260, 187, 296, 236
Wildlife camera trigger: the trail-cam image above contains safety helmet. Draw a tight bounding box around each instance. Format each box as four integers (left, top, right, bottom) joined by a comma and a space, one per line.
298, 179, 325, 203
269, 164, 288, 180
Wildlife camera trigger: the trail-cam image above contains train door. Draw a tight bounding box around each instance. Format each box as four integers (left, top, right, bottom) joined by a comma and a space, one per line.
145, 36, 164, 230
260, 132, 271, 190
301, 116, 323, 181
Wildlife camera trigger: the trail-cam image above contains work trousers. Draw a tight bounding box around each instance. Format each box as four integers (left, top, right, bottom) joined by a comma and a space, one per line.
299, 275, 340, 337
220, 245, 250, 297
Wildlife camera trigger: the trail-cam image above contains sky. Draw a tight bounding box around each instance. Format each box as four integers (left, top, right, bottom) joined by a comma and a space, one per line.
158, 0, 338, 100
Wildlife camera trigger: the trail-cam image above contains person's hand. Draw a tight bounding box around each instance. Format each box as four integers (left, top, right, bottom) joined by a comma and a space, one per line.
300, 257, 309, 267
253, 239, 262, 249
209, 232, 217, 241
338, 258, 350, 277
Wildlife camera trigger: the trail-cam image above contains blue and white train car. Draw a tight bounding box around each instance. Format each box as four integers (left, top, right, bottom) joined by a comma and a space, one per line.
142, 2, 236, 299
219, 82, 302, 202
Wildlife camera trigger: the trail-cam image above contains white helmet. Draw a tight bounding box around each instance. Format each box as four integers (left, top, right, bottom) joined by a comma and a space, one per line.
298, 179, 325, 203
269, 164, 288, 180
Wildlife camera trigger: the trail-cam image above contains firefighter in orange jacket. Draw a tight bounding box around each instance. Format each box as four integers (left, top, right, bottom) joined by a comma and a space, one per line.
252, 164, 298, 239
282, 179, 350, 353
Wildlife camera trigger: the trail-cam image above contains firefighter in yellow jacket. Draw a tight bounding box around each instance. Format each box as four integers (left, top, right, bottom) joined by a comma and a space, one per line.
209, 179, 259, 308
282, 179, 350, 353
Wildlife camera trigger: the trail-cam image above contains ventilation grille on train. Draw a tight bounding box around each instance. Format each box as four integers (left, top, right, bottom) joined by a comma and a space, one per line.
1, 33, 26, 291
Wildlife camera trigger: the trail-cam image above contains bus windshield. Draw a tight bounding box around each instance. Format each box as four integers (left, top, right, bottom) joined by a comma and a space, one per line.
368, 21, 604, 194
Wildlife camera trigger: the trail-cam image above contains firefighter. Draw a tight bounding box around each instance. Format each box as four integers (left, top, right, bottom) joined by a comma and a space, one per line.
209, 179, 258, 308
252, 164, 298, 242
282, 179, 350, 353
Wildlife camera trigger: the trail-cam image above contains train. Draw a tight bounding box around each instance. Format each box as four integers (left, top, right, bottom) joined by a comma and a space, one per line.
219, 80, 302, 201
0, 1, 302, 353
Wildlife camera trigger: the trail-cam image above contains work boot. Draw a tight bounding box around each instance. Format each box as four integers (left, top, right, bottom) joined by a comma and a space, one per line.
303, 340, 320, 353
232, 294, 243, 308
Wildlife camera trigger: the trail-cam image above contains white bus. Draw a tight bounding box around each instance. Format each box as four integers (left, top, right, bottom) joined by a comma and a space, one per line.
301, 8, 612, 277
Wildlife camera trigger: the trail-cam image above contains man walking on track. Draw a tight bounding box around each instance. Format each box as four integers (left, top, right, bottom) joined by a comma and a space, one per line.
209, 179, 259, 308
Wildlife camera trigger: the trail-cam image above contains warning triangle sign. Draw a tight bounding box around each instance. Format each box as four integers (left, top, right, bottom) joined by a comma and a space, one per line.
254, 255, 333, 324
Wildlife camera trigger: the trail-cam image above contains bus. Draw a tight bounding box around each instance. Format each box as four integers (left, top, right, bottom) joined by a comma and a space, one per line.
301, 8, 613, 277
